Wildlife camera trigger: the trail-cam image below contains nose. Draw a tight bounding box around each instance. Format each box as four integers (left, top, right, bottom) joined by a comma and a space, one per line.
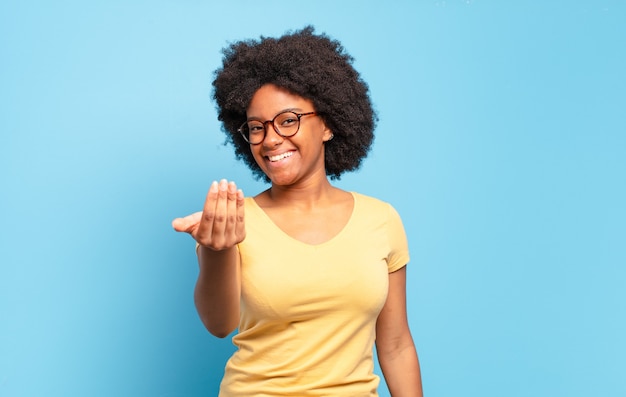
262, 121, 283, 146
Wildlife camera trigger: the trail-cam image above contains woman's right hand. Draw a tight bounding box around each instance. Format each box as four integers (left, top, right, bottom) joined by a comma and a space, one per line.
172, 179, 246, 251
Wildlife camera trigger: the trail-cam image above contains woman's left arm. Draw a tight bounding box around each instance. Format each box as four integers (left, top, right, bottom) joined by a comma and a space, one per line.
376, 266, 423, 397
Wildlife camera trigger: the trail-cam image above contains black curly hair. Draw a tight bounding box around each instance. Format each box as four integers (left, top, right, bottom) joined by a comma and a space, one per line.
212, 26, 377, 181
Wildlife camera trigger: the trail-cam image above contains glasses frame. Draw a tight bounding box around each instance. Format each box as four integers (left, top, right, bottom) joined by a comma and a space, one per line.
238, 110, 317, 145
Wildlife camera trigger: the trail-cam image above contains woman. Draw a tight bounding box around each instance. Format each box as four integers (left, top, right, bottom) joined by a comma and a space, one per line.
172, 26, 423, 396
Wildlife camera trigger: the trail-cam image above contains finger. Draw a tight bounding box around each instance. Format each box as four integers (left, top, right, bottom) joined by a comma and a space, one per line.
223, 181, 239, 237
235, 188, 246, 241
196, 181, 219, 242
172, 211, 203, 233
210, 179, 230, 242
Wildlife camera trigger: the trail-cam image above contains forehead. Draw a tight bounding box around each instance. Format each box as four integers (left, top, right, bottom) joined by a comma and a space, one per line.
246, 84, 313, 118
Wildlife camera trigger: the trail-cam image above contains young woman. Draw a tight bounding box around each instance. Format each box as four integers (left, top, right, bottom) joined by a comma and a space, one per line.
173, 26, 423, 397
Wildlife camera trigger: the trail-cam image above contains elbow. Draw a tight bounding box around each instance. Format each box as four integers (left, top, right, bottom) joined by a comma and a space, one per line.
209, 330, 230, 338
202, 318, 237, 339
194, 294, 239, 338
194, 287, 240, 339
208, 326, 234, 339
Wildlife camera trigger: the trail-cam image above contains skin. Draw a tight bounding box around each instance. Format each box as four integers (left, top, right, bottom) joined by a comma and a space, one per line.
172, 84, 423, 396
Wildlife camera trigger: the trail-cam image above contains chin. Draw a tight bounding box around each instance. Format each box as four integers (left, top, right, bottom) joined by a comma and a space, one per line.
268, 173, 300, 187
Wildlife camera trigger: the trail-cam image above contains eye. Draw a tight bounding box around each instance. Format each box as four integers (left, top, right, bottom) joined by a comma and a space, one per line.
277, 113, 298, 127
247, 122, 264, 134
281, 119, 297, 127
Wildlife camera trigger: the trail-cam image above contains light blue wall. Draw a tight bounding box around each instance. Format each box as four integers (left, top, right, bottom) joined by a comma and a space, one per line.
1, 1, 625, 396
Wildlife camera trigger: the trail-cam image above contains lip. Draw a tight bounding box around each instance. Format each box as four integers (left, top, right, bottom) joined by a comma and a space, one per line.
265, 150, 296, 163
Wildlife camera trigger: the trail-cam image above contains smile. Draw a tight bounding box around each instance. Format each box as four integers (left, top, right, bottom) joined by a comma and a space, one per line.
268, 151, 294, 162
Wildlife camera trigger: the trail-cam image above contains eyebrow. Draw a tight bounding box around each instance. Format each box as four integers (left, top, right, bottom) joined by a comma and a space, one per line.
246, 107, 305, 121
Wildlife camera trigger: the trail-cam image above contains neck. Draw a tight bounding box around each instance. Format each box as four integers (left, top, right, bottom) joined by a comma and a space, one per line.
266, 177, 336, 208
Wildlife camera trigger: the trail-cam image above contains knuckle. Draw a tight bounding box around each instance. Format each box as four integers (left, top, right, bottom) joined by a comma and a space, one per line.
202, 212, 215, 223
212, 238, 224, 249
197, 238, 211, 247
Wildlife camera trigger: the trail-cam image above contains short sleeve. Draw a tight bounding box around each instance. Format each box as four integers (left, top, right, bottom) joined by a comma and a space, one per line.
385, 203, 410, 273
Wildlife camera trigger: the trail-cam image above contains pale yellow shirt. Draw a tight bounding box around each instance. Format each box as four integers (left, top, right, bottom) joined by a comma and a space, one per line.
218, 192, 410, 396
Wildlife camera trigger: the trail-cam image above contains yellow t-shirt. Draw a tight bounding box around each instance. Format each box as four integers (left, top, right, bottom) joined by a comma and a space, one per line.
219, 192, 410, 396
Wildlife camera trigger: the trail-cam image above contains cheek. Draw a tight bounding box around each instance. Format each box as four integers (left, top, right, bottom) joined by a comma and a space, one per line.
250, 148, 266, 166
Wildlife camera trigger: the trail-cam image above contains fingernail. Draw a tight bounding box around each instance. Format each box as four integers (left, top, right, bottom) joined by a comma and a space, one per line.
219, 179, 228, 191
210, 181, 218, 191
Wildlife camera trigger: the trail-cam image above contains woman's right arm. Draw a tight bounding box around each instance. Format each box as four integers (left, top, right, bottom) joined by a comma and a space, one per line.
172, 179, 246, 338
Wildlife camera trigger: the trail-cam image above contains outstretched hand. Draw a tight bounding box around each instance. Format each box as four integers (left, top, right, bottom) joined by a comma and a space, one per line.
172, 179, 246, 251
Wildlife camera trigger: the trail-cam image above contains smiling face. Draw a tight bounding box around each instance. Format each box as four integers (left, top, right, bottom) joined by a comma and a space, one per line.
246, 84, 333, 187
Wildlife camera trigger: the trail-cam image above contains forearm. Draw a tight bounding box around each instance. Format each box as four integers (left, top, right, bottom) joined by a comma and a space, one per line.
194, 245, 241, 338
378, 342, 423, 397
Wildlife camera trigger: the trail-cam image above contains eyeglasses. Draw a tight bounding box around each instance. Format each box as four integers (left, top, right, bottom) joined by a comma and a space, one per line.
238, 110, 317, 145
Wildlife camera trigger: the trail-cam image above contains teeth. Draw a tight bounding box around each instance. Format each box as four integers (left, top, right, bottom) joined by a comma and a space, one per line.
268, 151, 294, 162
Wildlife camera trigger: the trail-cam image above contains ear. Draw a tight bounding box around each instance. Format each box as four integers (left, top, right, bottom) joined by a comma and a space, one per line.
322, 124, 333, 142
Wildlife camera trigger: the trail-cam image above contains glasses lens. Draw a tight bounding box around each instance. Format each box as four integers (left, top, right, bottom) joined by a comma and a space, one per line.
274, 112, 300, 137
242, 121, 264, 144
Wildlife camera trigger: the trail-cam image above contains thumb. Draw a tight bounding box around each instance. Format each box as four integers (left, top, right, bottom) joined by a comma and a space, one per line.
171, 211, 202, 233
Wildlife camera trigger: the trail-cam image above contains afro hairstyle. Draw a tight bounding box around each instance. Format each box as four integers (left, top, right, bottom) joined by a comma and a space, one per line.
212, 26, 377, 181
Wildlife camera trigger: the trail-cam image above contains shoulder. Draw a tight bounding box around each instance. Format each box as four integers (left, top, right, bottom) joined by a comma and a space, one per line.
352, 192, 407, 232
352, 192, 410, 268
352, 192, 400, 216
352, 191, 386, 206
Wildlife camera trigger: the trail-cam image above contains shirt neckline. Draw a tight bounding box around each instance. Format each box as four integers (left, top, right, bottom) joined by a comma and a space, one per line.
248, 191, 358, 248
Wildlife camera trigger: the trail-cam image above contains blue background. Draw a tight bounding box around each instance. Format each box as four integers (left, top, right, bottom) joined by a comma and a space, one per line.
1, 1, 625, 396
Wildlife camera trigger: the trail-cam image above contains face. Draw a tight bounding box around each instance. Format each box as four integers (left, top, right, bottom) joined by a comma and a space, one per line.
246, 84, 333, 187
